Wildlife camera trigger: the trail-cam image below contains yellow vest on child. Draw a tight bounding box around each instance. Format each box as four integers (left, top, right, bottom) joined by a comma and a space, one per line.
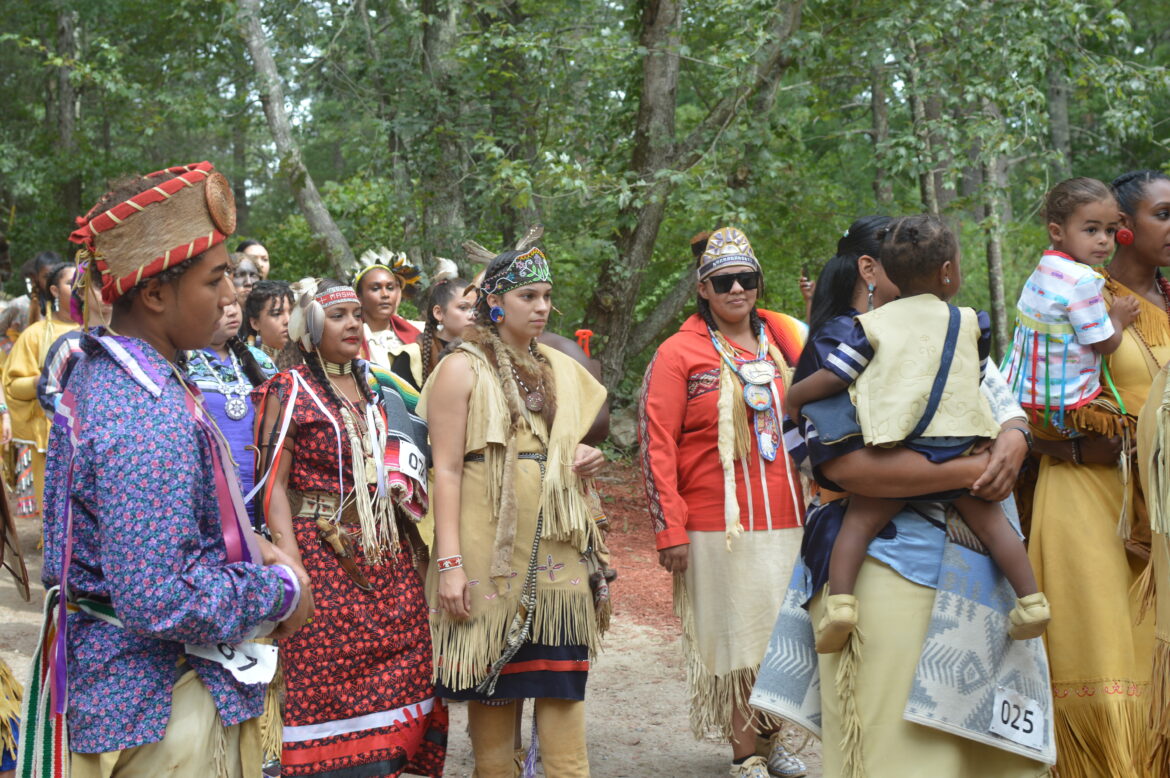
850, 294, 1000, 446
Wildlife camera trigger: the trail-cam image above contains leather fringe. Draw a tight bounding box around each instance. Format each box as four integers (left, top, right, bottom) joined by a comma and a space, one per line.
672, 574, 778, 739
1150, 637, 1170, 775
836, 630, 866, 778
431, 586, 599, 693
260, 659, 284, 763
0, 659, 21, 759
1052, 687, 1154, 778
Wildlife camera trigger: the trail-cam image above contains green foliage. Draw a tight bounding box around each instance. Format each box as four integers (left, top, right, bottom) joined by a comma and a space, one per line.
0, 0, 1167, 390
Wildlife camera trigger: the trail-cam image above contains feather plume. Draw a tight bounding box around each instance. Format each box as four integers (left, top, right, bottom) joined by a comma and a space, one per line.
433, 256, 460, 283
513, 224, 544, 251
462, 240, 496, 266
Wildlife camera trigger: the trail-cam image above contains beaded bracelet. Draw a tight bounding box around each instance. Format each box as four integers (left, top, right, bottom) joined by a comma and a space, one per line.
437, 554, 463, 572
1070, 439, 1083, 466
0, 404, 8, 414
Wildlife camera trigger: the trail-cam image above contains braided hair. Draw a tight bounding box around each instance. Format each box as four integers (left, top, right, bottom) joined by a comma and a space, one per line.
876, 214, 957, 292
419, 277, 469, 383
226, 336, 269, 388
1111, 169, 1170, 217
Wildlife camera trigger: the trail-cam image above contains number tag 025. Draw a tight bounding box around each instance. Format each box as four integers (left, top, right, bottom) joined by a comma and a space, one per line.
186, 641, 279, 685
989, 685, 1046, 751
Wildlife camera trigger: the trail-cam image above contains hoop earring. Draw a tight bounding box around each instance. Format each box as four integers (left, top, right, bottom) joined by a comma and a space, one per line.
866, 283, 875, 311
489, 306, 505, 324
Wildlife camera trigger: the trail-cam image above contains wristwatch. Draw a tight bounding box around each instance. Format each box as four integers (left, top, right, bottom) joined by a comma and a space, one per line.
1005, 424, 1034, 453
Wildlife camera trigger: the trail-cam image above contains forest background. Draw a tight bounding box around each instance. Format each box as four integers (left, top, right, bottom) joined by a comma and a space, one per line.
1, 0, 1168, 401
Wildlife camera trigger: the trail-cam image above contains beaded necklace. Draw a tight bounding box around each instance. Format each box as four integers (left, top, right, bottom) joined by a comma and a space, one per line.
195, 349, 250, 421
707, 322, 781, 461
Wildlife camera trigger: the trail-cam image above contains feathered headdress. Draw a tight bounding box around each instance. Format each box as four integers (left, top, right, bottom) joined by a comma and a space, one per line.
352, 247, 422, 292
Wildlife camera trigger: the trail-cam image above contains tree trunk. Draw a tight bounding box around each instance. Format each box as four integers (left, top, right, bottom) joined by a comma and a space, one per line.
870, 60, 893, 206
982, 157, 1009, 360
585, 0, 804, 388
57, 9, 81, 218
1047, 67, 1072, 180
420, 0, 466, 259
236, 0, 354, 276
231, 72, 250, 234
905, 39, 940, 215
627, 269, 696, 357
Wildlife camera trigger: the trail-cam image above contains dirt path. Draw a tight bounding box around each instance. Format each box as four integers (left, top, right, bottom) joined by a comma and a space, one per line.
0, 460, 824, 776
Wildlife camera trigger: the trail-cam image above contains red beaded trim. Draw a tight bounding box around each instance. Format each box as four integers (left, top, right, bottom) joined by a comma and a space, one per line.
437, 555, 463, 571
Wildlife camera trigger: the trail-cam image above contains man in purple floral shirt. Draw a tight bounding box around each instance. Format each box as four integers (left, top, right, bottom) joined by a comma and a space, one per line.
34, 162, 312, 777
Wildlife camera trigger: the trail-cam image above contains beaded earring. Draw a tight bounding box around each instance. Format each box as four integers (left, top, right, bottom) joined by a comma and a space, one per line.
866, 283, 875, 311
489, 306, 505, 324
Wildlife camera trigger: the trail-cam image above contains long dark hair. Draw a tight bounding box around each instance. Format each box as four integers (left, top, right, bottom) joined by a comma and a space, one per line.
243, 280, 293, 342
807, 215, 892, 336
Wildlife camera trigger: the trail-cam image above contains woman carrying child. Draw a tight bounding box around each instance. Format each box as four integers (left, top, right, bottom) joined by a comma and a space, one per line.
1023, 170, 1170, 777
785, 214, 1048, 653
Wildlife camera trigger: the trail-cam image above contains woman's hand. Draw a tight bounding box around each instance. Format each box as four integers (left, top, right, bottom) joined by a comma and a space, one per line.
970, 426, 1029, 501
658, 543, 689, 574
438, 567, 472, 620
1080, 435, 1123, 465
572, 444, 606, 478
0, 412, 10, 446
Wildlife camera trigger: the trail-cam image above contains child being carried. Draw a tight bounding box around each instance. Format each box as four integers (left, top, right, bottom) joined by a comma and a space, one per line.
786, 214, 1049, 654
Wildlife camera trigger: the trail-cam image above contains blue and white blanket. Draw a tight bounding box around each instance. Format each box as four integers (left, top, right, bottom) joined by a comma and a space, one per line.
749, 508, 1056, 765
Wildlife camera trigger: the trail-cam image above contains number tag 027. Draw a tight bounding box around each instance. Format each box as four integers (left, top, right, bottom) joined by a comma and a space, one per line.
396, 439, 426, 484
989, 685, 1046, 751
186, 641, 279, 685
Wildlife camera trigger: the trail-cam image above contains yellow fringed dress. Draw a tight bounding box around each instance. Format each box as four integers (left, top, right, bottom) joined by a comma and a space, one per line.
422, 342, 607, 699
2, 317, 78, 520
1028, 278, 1167, 778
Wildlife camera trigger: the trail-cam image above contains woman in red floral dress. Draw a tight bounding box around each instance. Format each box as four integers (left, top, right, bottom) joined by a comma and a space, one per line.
255, 278, 446, 777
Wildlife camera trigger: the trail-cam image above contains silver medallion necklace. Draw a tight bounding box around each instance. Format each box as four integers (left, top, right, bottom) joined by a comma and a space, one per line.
198, 349, 251, 421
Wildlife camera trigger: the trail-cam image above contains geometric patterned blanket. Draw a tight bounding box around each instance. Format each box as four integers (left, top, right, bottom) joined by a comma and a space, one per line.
750, 511, 1056, 765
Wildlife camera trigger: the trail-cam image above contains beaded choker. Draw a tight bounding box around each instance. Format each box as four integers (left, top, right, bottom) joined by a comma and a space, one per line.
324, 360, 353, 376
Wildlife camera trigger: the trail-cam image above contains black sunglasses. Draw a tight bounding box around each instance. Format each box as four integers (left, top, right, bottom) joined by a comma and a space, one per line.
708, 272, 761, 294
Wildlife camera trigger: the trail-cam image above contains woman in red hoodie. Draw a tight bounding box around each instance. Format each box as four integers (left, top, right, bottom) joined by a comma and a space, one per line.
638, 227, 808, 778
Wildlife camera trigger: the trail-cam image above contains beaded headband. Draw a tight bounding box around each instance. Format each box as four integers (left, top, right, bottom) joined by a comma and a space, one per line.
316, 288, 359, 309
481, 247, 554, 297
69, 161, 236, 303
696, 226, 760, 282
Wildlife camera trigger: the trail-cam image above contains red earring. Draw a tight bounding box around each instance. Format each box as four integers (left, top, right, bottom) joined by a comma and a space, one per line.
1117, 228, 1134, 246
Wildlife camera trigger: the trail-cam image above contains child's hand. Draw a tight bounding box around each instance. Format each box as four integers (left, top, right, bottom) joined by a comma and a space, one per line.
1110, 295, 1141, 328
784, 396, 802, 422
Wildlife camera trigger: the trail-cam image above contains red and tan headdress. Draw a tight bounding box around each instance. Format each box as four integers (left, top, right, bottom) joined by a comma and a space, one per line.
69, 161, 237, 303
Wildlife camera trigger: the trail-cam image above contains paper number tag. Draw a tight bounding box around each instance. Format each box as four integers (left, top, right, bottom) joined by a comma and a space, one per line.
396, 439, 426, 484
186, 641, 279, 685
989, 685, 1045, 751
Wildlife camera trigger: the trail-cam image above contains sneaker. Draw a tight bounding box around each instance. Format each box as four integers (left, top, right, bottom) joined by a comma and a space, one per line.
815, 593, 858, 653
730, 755, 771, 778
761, 733, 807, 778
1009, 592, 1051, 640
